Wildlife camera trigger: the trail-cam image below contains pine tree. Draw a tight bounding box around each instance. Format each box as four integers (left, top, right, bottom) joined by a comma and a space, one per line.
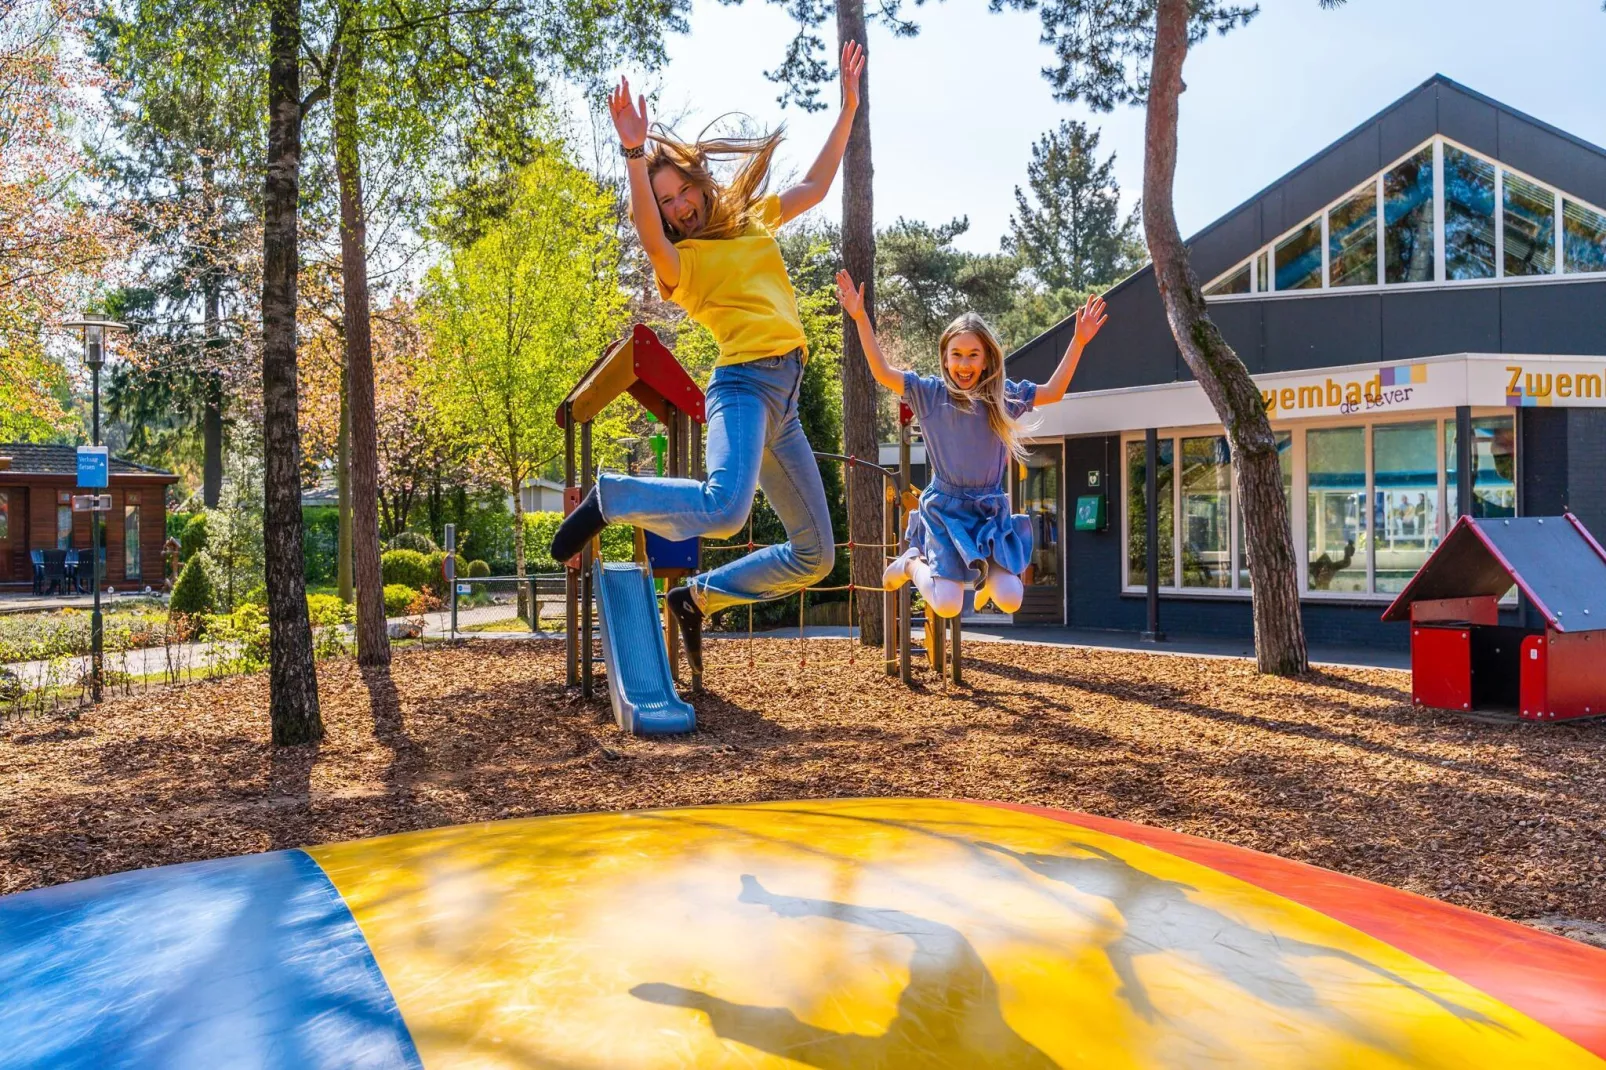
1007, 120, 1143, 293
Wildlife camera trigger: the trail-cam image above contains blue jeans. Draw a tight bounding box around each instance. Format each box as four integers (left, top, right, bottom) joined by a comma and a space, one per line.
597, 352, 834, 614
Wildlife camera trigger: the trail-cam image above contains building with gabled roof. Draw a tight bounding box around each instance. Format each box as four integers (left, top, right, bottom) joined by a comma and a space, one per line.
1001, 75, 1606, 648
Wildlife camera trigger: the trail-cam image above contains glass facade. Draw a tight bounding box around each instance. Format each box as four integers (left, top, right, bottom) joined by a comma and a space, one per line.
1275, 219, 1323, 290
1372, 422, 1439, 593
1019, 447, 1061, 587
1383, 148, 1435, 283
1126, 413, 1519, 599
1204, 263, 1251, 297
1125, 439, 1174, 588
1446, 417, 1517, 518
1443, 147, 1496, 280
1563, 199, 1606, 274
1180, 436, 1231, 589
1202, 137, 1606, 296
1328, 186, 1377, 287
1504, 173, 1557, 276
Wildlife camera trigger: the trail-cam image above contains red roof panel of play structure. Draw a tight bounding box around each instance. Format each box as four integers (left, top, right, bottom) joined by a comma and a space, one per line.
1381, 513, 1606, 632
556, 324, 706, 428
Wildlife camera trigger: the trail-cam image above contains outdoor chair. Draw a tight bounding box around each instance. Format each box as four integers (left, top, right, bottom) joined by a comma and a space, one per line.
64, 549, 82, 594
30, 550, 45, 595
41, 550, 67, 596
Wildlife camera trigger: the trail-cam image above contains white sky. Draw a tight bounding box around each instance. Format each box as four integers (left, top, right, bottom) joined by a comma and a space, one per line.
577, 0, 1606, 253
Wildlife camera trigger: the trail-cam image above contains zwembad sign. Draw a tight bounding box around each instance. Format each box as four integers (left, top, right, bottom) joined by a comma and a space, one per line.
1028, 353, 1606, 438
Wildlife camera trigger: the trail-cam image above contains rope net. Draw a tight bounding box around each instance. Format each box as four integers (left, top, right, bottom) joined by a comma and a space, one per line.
689, 452, 908, 673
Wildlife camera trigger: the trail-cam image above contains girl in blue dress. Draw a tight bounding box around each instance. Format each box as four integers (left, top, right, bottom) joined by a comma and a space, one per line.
836, 269, 1107, 617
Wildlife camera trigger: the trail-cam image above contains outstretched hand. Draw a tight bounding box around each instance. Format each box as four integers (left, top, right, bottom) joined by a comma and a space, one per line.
835, 269, 866, 320
840, 40, 865, 111
1073, 292, 1108, 349
608, 76, 648, 150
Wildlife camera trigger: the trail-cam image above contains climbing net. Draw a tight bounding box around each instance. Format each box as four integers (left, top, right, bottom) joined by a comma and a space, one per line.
696, 452, 914, 673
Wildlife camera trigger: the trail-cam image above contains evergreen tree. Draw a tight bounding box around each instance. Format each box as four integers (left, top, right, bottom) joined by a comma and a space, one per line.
1007, 119, 1143, 293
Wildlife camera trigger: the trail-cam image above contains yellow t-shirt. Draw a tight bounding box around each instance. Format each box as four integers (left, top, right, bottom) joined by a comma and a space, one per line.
658, 193, 809, 367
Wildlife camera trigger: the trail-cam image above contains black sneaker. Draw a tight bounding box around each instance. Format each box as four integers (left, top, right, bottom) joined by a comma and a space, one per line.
550, 486, 605, 563
667, 585, 704, 676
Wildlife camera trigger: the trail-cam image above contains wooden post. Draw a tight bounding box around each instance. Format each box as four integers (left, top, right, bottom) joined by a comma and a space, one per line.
581, 420, 594, 699
564, 403, 578, 686
883, 481, 895, 676
950, 614, 962, 685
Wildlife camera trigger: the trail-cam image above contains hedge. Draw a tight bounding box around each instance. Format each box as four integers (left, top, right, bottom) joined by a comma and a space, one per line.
387, 531, 440, 554
380, 549, 435, 591
383, 584, 419, 616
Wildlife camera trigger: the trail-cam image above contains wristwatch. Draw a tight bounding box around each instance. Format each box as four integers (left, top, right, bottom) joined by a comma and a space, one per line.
621, 144, 645, 159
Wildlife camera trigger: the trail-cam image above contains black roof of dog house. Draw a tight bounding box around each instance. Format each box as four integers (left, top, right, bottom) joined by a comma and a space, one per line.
1008, 74, 1606, 394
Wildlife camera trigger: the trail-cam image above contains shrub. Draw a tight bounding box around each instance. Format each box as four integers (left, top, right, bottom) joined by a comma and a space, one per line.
523, 511, 635, 572
306, 593, 355, 627
380, 549, 435, 591
425, 550, 467, 582
383, 584, 418, 617
387, 530, 440, 554
169, 551, 220, 618
244, 583, 268, 606
467, 559, 491, 577
180, 512, 212, 559
204, 603, 270, 674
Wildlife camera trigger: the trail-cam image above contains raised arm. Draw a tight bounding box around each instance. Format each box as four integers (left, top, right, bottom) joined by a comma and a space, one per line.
836, 269, 903, 396
610, 77, 681, 289
1035, 293, 1108, 406
777, 42, 865, 225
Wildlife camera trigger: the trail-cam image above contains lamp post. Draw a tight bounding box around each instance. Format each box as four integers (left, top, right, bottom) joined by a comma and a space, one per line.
62, 315, 126, 704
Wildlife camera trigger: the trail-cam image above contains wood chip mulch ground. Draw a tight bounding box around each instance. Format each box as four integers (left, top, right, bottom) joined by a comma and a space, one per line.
3, 638, 1603, 940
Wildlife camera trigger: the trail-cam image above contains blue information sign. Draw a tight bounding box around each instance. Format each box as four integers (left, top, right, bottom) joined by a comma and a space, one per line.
77, 446, 109, 489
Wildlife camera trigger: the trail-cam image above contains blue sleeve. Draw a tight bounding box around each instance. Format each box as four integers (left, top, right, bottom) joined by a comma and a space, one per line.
902, 371, 945, 420
1005, 379, 1038, 419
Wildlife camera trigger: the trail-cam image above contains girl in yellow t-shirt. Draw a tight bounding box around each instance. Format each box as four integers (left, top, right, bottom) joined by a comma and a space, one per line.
551, 41, 866, 674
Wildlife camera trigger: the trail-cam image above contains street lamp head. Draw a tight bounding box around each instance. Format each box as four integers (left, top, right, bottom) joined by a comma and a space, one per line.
61, 315, 127, 370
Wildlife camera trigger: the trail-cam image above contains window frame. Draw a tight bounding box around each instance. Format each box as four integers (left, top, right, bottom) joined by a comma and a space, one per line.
1119, 407, 1516, 603
1201, 135, 1606, 301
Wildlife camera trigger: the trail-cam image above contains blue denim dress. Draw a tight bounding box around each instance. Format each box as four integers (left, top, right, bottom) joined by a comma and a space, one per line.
903, 371, 1036, 584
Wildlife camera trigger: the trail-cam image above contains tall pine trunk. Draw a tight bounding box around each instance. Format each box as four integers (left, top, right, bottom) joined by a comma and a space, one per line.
835, 0, 882, 645
333, 9, 390, 665
201, 281, 224, 508
262, 0, 323, 743
1145, 0, 1306, 675
337, 378, 353, 602
511, 466, 527, 622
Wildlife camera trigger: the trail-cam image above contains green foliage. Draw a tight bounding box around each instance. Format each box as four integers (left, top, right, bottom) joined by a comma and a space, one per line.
1006, 119, 1144, 292
302, 506, 340, 585
387, 530, 440, 554
467, 559, 490, 578
203, 604, 271, 675
179, 512, 211, 558
169, 551, 220, 617
876, 217, 1023, 364
306, 593, 355, 626
383, 584, 419, 617
425, 549, 467, 581
995, 284, 1111, 353
522, 513, 634, 573
380, 549, 436, 590
165, 512, 189, 540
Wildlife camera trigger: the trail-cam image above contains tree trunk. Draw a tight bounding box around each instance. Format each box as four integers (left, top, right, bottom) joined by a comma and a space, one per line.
1145, 0, 1306, 675
511, 471, 527, 622
835, 0, 882, 646
334, 8, 391, 667
337, 379, 353, 602
261, 0, 323, 743
201, 283, 224, 509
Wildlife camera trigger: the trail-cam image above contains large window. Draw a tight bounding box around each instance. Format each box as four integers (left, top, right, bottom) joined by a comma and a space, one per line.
1019, 447, 1061, 587
1306, 428, 1367, 593
1563, 199, 1606, 274
1446, 417, 1517, 518
1125, 439, 1173, 587
1203, 136, 1606, 296
1443, 147, 1496, 280
1372, 422, 1439, 593
1504, 173, 1557, 276
1125, 413, 1516, 600
56, 505, 72, 549
1328, 185, 1377, 287
1180, 436, 1231, 589
1275, 218, 1323, 291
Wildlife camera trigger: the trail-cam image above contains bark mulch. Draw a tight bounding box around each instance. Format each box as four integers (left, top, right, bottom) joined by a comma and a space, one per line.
3, 639, 1603, 938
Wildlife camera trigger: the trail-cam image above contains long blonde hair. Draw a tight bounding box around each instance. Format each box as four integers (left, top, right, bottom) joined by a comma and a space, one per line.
646, 122, 784, 241
937, 312, 1030, 463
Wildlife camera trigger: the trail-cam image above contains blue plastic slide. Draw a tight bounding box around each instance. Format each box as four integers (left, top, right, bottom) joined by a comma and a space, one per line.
592, 560, 696, 735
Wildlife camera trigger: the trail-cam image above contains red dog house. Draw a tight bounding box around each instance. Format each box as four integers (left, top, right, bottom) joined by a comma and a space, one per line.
1382, 514, 1606, 721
